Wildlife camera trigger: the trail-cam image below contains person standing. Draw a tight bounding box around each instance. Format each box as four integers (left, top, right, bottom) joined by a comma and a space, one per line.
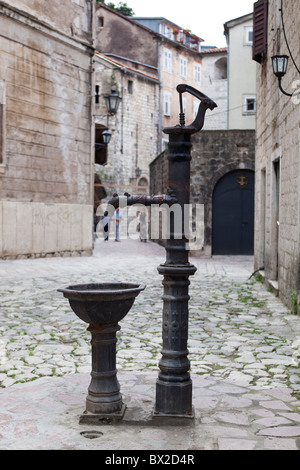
100, 210, 111, 241
113, 207, 123, 242
138, 208, 148, 242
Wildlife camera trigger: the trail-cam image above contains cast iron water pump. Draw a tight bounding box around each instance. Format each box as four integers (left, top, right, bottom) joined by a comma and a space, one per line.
110, 84, 217, 417
154, 84, 217, 417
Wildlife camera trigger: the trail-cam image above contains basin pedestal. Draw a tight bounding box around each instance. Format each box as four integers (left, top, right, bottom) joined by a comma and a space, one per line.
58, 282, 145, 423
85, 322, 124, 417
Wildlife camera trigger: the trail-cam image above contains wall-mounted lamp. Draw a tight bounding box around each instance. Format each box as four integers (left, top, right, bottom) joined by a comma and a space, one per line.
271, 55, 295, 97
95, 129, 112, 150
104, 90, 122, 115
102, 129, 112, 145
135, 167, 142, 178
94, 87, 122, 114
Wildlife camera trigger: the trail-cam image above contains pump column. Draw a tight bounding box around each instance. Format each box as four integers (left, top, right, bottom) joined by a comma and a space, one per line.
154, 131, 197, 417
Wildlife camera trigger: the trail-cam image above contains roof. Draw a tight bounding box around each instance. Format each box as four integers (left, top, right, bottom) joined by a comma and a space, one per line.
200, 47, 227, 55
224, 12, 253, 34
133, 16, 204, 42
95, 51, 160, 84
133, 16, 181, 29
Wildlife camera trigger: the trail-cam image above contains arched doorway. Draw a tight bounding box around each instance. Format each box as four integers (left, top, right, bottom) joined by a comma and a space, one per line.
212, 169, 254, 255
137, 176, 149, 195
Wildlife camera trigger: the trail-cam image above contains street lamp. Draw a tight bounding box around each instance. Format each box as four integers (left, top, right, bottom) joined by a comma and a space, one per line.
271, 55, 296, 97
102, 129, 112, 145
95, 129, 112, 151
272, 54, 289, 78
104, 90, 122, 115
135, 167, 142, 178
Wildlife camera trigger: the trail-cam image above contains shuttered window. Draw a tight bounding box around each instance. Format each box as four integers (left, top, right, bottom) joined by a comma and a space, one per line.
0, 80, 5, 166
163, 92, 172, 116
163, 48, 172, 72
0, 105, 3, 164
253, 0, 268, 63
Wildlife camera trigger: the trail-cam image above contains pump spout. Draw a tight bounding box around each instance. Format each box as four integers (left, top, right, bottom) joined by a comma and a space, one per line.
107, 192, 178, 209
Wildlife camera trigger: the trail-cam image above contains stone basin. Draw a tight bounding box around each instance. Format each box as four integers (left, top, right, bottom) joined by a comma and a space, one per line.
57, 282, 145, 419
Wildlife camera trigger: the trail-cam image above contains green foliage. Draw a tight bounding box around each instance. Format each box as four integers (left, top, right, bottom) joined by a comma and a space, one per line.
290, 290, 298, 315
96, 1, 135, 16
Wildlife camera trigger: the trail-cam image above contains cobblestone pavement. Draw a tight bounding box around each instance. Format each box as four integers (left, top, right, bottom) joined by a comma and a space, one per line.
0, 237, 300, 450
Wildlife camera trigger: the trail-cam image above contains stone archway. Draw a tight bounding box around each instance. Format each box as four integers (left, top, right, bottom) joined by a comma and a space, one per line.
137, 176, 149, 195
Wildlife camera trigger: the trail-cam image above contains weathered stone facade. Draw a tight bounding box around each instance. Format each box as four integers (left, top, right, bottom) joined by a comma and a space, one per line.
200, 48, 228, 130
254, 0, 300, 310
94, 52, 159, 200
0, 0, 94, 258
224, 13, 256, 130
95, 4, 203, 156
150, 129, 255, 255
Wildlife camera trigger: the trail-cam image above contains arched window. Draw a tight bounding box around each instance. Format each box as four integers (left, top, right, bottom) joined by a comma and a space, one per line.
214, 57, 227, 80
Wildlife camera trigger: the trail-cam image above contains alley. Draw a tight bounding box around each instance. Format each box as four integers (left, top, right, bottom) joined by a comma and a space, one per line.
0, 238, 300, 450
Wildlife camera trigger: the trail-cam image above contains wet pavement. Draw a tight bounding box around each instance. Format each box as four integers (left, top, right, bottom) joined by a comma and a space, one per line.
0, 237, 300, 451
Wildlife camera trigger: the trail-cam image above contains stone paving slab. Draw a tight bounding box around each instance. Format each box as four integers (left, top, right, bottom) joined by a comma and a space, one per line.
0, 238, 299, 451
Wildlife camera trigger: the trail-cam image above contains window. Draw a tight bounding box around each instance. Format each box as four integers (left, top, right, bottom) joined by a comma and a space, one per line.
194, 63, 201, 84
253, 0, 268, 63
95, 124, 108, 165
160, 24, 172, 39
98, 16, 104, 28
162, 138, 168, 151
245, 26, 253, 45
164, 26, 171, 39
180, 56, 187, 78
243, 95, 256, 114
184, 34, 190, 47
128, 80, 133, 94
214, 57, 227, 79
0, 80, 5, 168
181, 97, 187, 116
163, 48, 172, 72
193, 100, 199, 119
0, 102, 3, 164
163, 92, 172, 116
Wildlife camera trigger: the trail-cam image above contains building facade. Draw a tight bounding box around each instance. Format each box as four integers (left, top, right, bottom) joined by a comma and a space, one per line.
0, 0, 95, 258
253, 0, 300, 310
93, 52, 159, 200
224, 13, 257, 129
133, 16, 204, 151
149, 11, 257, 257
95, 4, 204, 162
200, 47, 228, 130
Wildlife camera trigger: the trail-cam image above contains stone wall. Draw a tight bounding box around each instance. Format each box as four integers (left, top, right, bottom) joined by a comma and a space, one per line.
150, 129, 255, 255
0, 1, 94, 257
95, 4, 159, 72
0, 201, 93, 258
254, 0, 300, 309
